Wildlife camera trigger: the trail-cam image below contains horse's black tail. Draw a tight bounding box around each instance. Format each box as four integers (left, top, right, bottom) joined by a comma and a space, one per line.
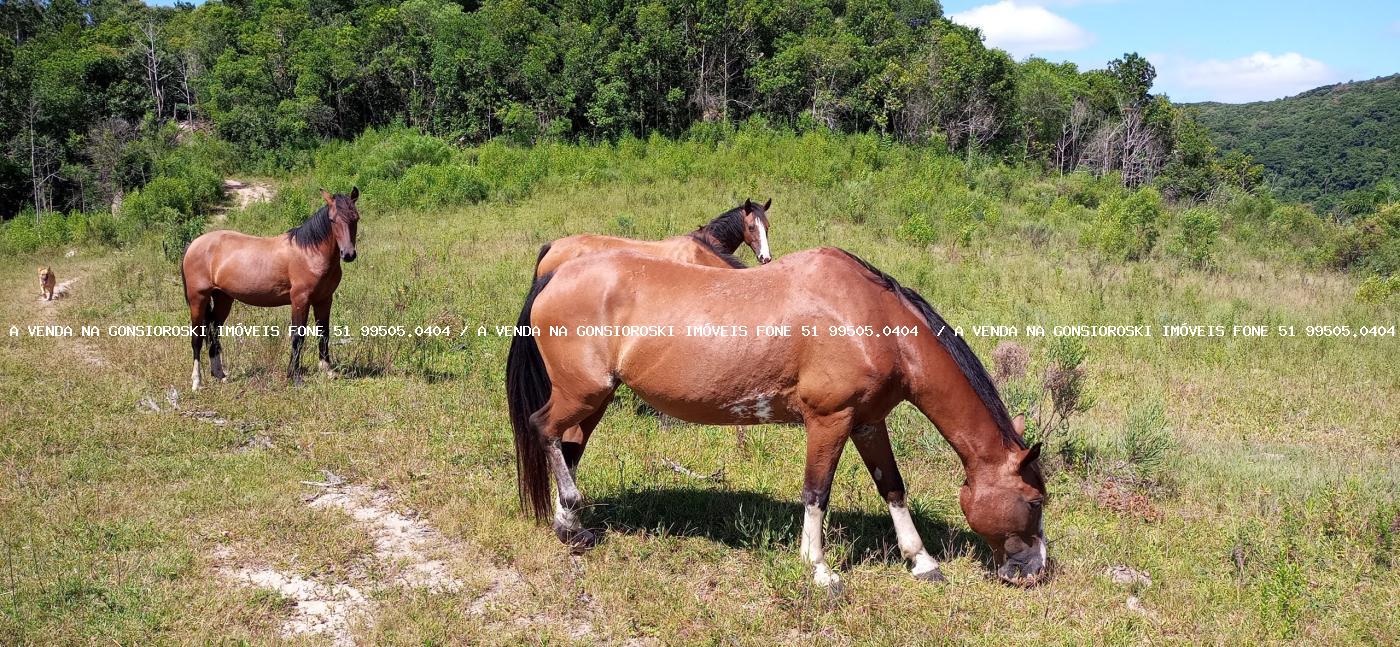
507, 267, 555, 521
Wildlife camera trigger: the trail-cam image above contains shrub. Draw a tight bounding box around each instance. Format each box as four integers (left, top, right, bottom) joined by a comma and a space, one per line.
1042, 336, 1092, 433
1173, 208, 1221, 269
897, 212, 938, 246
1123, 400, 1175, 481
1355, 275, 1400, 304
1090, 186, 1164, 261
991, 341, 1029, 384
163, 215, 206, 263
1329, 203, 1400, 275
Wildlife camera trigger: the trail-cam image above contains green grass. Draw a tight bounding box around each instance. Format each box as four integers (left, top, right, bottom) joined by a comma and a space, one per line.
1, 131, 1397, 644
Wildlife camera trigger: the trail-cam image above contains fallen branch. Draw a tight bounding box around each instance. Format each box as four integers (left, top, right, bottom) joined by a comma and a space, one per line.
660, 457, 725, 482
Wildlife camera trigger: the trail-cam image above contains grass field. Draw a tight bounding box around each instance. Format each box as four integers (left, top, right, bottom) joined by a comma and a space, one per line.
1, 131, 1397, 644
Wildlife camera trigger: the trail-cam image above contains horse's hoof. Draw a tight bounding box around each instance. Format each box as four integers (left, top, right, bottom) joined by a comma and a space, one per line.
813, 566, 843, 593
220, 377, 229, 383
555, 525, 597, 553
913, 564, 947, 583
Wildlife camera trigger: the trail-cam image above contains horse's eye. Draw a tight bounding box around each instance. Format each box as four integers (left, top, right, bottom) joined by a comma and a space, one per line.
1028, 499, 1044, 509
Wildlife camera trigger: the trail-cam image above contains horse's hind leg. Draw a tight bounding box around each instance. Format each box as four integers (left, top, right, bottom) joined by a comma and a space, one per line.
562, 391, 615, 478
799, 409, 855, 590
187, 292, 211, 391
208, 292, 233, 382
851, 420, 944, 582
530, 388, 614, 548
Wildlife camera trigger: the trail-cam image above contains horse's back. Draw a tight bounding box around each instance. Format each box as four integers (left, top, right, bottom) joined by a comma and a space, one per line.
533, 248, 912, 424
537, 234, 734, 276
182, 230, 294, 306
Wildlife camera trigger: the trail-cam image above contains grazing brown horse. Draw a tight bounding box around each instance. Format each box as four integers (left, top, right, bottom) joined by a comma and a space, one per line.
508, 248, 1048, 587
180, 188, 360, 389
534, 198, 773, 277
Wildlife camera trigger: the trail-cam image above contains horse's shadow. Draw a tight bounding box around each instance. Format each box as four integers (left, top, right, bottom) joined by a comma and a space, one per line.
587, 486, 991, 569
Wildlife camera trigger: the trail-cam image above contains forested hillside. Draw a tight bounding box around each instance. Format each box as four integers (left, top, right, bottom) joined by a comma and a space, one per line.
1190, 75, 1400, 215
1, 0, 1250, 219
1, 0, 1396, 283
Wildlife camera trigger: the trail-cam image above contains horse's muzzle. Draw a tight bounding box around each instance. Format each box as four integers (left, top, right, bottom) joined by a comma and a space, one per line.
342, 251, 357, 262
758, 254, 772, 264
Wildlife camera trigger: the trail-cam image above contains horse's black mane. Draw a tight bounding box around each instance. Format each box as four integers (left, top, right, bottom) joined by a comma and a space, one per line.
834, 249, 1025, 450
288, 204, 332, 247
687, 206, 748, 268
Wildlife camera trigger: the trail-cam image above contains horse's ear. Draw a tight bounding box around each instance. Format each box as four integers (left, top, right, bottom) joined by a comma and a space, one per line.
1012, 414, 1026, 437
763, 197, 772, 211
320, 189, 333, 205
350, 186, 359, 203
1022, 442, 1042, 466
743, 198, 754, 213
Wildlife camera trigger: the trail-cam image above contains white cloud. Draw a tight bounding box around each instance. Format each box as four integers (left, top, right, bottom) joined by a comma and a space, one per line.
949, 1, 1094, 59
1152, 52, 1339, 103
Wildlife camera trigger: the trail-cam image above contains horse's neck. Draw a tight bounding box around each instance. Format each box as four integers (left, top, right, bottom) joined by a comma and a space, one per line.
306, 238, 340, 265
904, 341, 1014, 474
696, 223, 741, 254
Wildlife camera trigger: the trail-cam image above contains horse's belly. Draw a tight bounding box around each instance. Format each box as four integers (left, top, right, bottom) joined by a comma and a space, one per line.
617, 336, 804, 425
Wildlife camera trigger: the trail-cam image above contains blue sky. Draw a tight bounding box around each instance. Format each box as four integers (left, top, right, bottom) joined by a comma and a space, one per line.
147, 0, 1398, 103
943, 0, 1400, 102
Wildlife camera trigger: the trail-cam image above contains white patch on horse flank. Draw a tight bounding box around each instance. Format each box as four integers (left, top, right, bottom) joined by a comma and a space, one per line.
728, 393, 777, 422
753, 395, 772, 421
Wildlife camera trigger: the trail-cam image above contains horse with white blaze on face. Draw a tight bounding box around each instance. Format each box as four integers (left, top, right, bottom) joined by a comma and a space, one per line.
507, 247, 1049, 589
180, 188, 361, 389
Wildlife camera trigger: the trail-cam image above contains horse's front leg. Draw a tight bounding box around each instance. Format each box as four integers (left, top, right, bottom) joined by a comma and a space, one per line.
851, 420, 945, 582
799, 410, 854, 591
287, 299, 310, 386
313, 297, 336, 378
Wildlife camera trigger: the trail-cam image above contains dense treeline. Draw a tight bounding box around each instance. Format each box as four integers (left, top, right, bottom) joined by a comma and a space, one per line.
1190, 75, 1400, 216
1, 0, 1253, 219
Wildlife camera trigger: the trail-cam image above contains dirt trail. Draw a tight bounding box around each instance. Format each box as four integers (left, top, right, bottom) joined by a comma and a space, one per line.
217, 474, 535, 645
211, 179, 274, 224
30, 274, 110, 368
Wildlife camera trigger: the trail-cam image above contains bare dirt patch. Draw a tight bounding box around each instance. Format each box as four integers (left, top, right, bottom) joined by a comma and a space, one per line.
224, 179, 274, 210
214, 546, 369, 647
211, 179, 275, 224
304, 478, 467, 593
217, 474, 535, 644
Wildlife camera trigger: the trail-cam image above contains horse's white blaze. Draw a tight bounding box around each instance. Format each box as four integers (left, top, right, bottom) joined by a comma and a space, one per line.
755, 219, 771, 262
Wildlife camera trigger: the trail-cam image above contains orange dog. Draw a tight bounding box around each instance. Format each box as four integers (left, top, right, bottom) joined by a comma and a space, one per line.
38, 267, 55, 301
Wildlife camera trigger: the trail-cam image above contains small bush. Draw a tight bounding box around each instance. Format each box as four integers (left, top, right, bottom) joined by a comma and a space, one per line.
1355, 275, 1400, 304
1173, 208, 1221, 268
1042, 336, 1092, 433
897, 212, 938, 246
1090, 186, 1164, 261
991, 341, 1029, 384
1122, 400, 1175, 480
1329, 203, 1400, 276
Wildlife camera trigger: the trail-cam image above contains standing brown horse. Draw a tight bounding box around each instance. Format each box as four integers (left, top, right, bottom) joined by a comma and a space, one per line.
533, 198, 773, 277
181, 188, 360, 389
508, 248, 1048, 587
